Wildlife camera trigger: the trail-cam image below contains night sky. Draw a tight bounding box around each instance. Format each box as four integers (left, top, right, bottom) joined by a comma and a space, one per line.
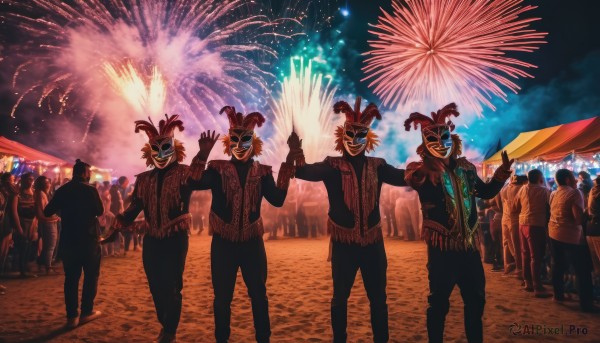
1, 0, 600, 165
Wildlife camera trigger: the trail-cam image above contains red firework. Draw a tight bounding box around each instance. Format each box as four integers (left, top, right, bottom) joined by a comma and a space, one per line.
362, 0, 547, 114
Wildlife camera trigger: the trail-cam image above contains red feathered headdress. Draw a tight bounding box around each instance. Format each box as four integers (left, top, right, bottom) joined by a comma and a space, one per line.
334, 96, 382, 126
219, 106, 265, 131
404, 103, 460, 132
135, 114, 184, 139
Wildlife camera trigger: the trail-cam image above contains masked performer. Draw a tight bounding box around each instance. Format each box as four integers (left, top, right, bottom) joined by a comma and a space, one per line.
192, 106, 299, 343
116, 114, 217, 343
291, 97, 406, 343
403, 103, 513, 343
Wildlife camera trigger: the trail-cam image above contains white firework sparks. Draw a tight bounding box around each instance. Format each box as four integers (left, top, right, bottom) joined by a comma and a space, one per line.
3, 0, 297, 138
264, 57, 340, 168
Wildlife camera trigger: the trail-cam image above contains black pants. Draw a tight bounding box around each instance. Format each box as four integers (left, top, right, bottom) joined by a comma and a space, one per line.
211, 234, 270, 343
331, 240, 388, 343
143, 232, 189, 335
12, 234, 33, 275
426, 246, 485, 343
123, 231, 138, 251
550, 238, 593, 309
62, 239, 101, 319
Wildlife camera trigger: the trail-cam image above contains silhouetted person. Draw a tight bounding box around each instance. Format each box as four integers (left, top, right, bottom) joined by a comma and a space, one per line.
44, 159, 104, 328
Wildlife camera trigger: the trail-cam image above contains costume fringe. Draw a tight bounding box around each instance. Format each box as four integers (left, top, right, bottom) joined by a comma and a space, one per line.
134, 164, 191, 238
422, 220, 480, 252
208, 161, 270, 240
328, 219, 383, 246
209, 211, 264, 242
146, 214, 191, 239
325, 156, 385, 246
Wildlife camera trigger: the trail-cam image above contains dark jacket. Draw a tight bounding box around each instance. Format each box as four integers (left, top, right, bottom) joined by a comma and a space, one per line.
406, 157, 505, 251
44, 177, 104, 247
295, 154, 406, 245
194, 158, 287, 241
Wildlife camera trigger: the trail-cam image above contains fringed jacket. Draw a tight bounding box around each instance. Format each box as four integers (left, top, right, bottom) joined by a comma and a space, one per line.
405, 156, 509, 251
295, 155, 406, 246
194, 158, 294, 242
118, 156, 206, 239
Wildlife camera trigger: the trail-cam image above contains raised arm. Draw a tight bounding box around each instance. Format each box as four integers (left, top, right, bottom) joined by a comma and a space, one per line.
474, 151, 513, 199
187, 130, 219, 189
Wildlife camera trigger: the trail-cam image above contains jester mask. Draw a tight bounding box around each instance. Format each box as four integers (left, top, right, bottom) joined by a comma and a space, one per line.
333, 96, 381, 156
220, 106, 265, 162
404, 103, 462, 159
135, 114, 185, 169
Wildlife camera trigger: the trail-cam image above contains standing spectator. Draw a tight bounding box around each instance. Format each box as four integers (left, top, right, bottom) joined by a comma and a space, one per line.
0, 173, 17, 277
489, 195, 504, 272
44, 159, 104, 328
500, 175, 527, 276
578, 171, 594, 207
109, 184, 124, 255
34, 176, 60, 275
514, 169, 552, 298
549, 169, 596, 312
587, 176, 600, 275
117, 177, 138, 252
14, 173, 37, 278
477, 197, 493, 264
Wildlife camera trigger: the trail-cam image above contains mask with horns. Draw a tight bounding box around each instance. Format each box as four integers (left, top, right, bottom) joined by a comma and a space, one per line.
220, 106, 265, 162
333, 96, 381, 156
404, 103, 461, 159
135, 114, 186, 169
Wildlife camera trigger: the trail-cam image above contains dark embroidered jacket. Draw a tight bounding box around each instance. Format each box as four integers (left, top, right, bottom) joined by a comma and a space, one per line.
295, 155, 406, 246
405, 157, 507, 251
194, 158, 292, 242
119, 156, 206, 239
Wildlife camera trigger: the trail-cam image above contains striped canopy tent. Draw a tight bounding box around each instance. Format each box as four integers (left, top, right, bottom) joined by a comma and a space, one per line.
0, 136, 67, 166
482, 116, 600, 177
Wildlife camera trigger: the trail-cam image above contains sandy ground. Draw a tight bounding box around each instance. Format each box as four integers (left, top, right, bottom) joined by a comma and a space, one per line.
0, 235, 599, 343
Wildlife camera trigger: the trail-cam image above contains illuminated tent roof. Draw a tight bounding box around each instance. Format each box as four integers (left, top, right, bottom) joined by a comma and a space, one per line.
0, 136, 67, 165
484, 116, 600, 165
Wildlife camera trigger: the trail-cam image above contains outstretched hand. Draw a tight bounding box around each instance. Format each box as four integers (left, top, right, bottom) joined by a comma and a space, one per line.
198, 130, 220, 161
501, 151, 514, 171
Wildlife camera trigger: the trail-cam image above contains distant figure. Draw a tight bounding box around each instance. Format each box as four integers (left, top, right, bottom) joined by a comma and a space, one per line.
578, 171, 593, 207
513, 169, 552, 298
0, 173, 17, 277
14, 172, 37, 277
549, 169, 596, 312
34, 176, 60, 275
586, 176, 600, 275
44, 159, 104, 328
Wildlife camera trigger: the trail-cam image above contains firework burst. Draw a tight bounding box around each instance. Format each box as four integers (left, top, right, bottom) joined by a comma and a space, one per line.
362, 0, 547, 115
2, 0, 298, 138
264, 57, 340, 167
